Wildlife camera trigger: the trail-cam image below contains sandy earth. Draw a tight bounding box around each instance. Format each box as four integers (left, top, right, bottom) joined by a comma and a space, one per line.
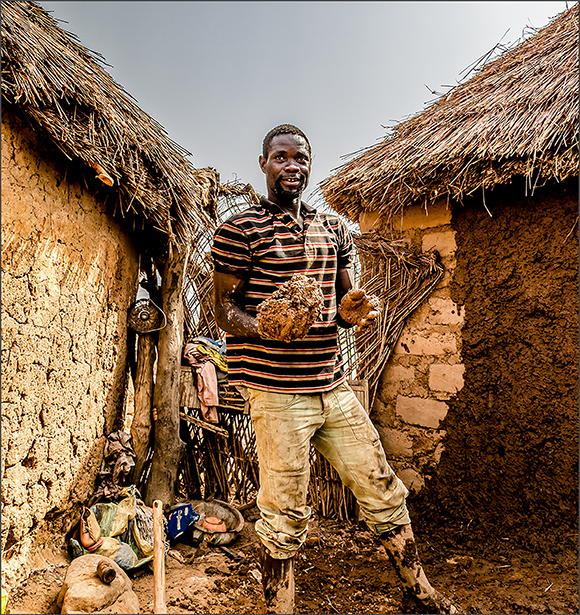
6, 502, 578, 615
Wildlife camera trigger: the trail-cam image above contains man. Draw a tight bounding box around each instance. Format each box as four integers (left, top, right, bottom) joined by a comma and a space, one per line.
211, 124, 458, 614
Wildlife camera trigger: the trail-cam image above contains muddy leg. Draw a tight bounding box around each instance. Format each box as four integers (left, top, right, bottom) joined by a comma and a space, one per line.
260, 546, 295, 614
380, 524, 460, 614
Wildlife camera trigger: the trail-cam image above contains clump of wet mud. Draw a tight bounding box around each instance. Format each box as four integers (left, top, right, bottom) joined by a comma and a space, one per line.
257, 274, 324, 342
339, 289, 381, 325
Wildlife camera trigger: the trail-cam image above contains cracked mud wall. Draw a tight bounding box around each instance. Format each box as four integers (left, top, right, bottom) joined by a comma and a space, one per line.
1, 108, 139, 589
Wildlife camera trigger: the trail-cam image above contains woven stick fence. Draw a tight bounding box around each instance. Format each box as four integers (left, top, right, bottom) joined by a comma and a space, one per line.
177, 189, 443, 519
339, 233, 445, 408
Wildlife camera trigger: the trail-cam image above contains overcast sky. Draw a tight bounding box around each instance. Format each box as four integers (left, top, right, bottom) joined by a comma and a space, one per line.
40, 1, 570, 204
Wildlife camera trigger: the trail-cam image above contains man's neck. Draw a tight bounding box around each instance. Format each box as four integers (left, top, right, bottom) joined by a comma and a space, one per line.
268, 194, 302, 223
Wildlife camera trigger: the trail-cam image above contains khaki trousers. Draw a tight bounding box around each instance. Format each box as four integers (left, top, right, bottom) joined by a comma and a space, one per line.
245, 380, 410, 559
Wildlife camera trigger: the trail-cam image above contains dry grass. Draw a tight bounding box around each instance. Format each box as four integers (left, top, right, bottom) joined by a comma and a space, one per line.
1, 1, 218, 248
320, 4, 578, 223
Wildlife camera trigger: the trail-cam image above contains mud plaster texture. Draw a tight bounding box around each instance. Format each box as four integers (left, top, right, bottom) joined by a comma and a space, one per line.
410, 179, 579, 560
1, 108, 139, 589
257, 273, 324, 342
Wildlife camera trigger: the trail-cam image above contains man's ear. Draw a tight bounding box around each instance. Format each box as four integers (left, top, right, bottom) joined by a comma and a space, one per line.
259, 155, 267, 174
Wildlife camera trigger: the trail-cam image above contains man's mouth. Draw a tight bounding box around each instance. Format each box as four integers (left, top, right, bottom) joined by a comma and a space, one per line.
279, 176, 303, 190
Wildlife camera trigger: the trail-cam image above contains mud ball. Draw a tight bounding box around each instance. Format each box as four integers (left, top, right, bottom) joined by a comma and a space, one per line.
257, 274, 324, 343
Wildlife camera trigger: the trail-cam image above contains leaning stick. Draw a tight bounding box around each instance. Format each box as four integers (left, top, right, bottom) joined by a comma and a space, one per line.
153, 500, 167, 614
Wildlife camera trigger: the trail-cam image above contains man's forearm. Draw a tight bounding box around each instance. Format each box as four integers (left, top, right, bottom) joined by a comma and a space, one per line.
215, 302, 261, 338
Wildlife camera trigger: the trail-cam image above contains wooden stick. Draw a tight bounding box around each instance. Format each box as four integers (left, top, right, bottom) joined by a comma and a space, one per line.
153, 500, 167, 614
145, 245, 189, 506
131, 332, 156, 485
179, 412, 229, 437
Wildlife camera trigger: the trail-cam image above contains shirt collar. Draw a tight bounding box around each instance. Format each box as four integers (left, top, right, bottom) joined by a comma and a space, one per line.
260, 196, 317, 218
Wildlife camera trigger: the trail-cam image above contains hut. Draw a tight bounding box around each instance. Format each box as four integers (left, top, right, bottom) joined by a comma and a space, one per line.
320, 4, 578, 555
1, 0, 219, 589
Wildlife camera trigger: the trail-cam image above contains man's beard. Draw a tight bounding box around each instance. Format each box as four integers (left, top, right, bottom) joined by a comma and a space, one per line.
273, 175, 306, 203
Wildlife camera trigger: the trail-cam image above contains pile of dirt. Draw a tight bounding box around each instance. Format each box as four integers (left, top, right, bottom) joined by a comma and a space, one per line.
6, 505, 578, 614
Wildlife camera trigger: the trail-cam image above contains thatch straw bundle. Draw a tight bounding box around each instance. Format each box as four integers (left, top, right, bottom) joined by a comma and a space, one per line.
1, 1, 217, 247
320, 4, 578, 223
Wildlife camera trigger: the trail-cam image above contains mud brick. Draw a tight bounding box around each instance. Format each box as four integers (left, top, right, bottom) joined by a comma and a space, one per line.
382, 428, 414, 457
396, 396, 448, 428
429, 364, 465, 393
397, 468, 425, 492
427, 298, 464, 326
422, 230, 457, 257
394, 331, 458, 356
399, 200, 452, 231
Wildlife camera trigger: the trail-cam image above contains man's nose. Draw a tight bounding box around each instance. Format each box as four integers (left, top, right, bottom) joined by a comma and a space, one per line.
284, 158, 300, 171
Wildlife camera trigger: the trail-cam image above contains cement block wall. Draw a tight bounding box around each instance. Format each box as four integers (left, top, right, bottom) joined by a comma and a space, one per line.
360, 200, 464, 493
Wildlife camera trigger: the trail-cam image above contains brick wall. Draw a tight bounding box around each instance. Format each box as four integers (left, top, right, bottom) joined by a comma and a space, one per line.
360, 200, 463, 493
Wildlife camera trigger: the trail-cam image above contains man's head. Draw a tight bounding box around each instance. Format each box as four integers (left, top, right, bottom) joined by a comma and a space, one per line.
259, 124, 311, 205
261, 124, 311, 159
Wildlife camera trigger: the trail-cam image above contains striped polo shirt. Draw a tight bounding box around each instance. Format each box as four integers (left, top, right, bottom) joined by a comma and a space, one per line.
211, 196, 353, 393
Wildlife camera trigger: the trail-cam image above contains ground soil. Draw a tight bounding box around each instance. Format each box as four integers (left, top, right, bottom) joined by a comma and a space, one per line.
6, 502, 578, 615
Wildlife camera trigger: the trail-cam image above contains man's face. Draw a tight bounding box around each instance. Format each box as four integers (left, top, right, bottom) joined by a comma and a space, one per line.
259, 134, 311, 204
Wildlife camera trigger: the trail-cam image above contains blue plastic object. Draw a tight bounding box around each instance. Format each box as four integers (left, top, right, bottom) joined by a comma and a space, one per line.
167, 503, 200, 540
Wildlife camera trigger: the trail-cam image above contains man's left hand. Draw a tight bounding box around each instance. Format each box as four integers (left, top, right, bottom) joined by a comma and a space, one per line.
338, 289, 381, 333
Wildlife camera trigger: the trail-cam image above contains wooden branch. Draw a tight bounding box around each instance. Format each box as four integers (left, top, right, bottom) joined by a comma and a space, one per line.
153, 500, 167, 614
144, 245, 189, 507
131, 332, 156, 484
179, 412, 229, 437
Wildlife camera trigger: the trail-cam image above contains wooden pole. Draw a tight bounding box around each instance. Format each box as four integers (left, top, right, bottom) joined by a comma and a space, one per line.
131, 332, 156, 485
153, 500, 167, 614
145, 244, 189, 507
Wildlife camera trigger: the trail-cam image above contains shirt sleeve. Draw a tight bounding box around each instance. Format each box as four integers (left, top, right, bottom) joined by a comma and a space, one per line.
335, 217, 354, 270
211, 219, 252, 278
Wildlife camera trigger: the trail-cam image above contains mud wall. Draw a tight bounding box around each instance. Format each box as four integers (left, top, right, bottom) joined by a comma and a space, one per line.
364, 179, 578, 553
428, 180, 578, 551
1, 108, 139, 589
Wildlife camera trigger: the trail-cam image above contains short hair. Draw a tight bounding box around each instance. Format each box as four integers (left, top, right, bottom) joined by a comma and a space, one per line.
262, 124, 311, 159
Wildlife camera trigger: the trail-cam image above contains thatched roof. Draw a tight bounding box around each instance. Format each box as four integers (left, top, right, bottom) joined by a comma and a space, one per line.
320, 4, 579, 222
1, 0, 218, 248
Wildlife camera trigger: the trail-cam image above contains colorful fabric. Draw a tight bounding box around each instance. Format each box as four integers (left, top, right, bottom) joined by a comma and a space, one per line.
194, 360, 219, 423
168, 503, 200, 540
195, 344, 228, 373
190, 336, 226, 355
211, 197, 353, 393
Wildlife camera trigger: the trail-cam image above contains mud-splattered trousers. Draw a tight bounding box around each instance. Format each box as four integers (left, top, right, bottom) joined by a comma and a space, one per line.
245, 380, 411, 560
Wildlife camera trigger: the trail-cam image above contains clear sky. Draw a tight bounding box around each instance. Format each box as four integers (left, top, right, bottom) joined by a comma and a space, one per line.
40, 1, 570, 204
